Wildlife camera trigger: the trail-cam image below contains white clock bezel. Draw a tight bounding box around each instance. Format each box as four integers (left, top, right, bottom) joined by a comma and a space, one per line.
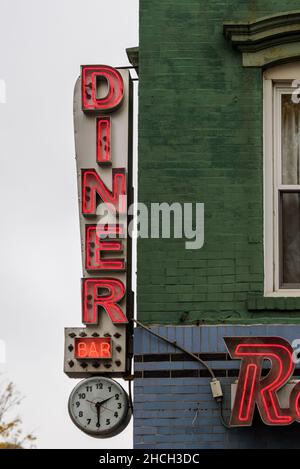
68, 376, 132, 438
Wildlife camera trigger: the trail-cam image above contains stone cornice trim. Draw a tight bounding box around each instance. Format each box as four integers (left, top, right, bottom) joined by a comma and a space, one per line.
224, 11, 300, 67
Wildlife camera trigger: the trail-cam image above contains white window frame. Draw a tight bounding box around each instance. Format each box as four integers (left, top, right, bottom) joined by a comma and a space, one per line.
264, 62, 300, 296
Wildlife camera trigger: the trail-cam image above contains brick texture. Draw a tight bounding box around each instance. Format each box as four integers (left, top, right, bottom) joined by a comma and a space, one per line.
134, 325, 300, 448
138, 0, 300, 324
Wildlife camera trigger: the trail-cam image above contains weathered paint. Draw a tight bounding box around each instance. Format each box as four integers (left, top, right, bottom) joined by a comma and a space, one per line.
138, 0, 300, 325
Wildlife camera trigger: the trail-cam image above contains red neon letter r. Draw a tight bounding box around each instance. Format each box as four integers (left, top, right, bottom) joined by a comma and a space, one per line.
224, 337, 294, 426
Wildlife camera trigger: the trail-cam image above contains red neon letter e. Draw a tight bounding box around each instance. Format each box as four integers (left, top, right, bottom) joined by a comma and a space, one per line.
85, 225, 125, 271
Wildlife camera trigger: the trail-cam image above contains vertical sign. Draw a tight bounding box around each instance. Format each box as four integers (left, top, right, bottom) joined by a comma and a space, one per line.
64, 65, 133, 378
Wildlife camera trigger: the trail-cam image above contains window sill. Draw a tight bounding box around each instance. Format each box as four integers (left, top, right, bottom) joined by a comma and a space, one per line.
265, 290, 300, 298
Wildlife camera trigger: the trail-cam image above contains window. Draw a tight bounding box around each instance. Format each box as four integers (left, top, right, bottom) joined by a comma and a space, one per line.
264, 63, 300, 295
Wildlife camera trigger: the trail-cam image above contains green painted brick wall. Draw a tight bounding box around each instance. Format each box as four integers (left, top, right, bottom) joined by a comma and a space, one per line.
137, 0, 300, 325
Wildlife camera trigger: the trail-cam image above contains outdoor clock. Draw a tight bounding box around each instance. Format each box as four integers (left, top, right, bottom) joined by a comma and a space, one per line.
68, 376, 132, 438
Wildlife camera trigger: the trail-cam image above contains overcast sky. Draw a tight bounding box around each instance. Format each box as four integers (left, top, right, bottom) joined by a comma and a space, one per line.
0, 0, 138, 449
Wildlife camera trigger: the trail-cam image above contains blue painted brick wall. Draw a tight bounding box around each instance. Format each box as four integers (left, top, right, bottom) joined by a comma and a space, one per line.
134, 325, 300, 449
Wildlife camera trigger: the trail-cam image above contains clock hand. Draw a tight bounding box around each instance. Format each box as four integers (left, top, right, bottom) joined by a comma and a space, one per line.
96, 402, 101, 427
86, 399, 96, 405
98, 396, 114, 406
99, 404, 114, 414
86, 396, 114, 408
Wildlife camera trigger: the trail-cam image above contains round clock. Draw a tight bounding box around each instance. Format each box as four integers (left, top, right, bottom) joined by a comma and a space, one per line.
68, 376, 132, 438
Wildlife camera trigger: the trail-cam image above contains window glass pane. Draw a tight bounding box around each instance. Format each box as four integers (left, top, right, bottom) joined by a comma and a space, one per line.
281, 192, 300, 286
282, 94, 300, 184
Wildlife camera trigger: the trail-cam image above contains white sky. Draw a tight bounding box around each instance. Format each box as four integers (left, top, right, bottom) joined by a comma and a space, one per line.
0, 0, 138, 448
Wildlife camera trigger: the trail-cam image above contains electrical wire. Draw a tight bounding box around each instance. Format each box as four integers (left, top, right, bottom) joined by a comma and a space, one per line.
133, 319, 216, 379
132, 319, 232, 429
218, 399, 231, 429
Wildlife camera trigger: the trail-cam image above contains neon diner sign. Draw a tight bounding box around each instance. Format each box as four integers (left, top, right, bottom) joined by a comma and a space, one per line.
64, 65, 133, 377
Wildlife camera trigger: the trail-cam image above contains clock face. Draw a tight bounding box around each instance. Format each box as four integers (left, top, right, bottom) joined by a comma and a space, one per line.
68, 376, 131, 438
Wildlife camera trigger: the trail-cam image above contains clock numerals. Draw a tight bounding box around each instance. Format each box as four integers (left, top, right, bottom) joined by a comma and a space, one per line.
69, 377, 131, 437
